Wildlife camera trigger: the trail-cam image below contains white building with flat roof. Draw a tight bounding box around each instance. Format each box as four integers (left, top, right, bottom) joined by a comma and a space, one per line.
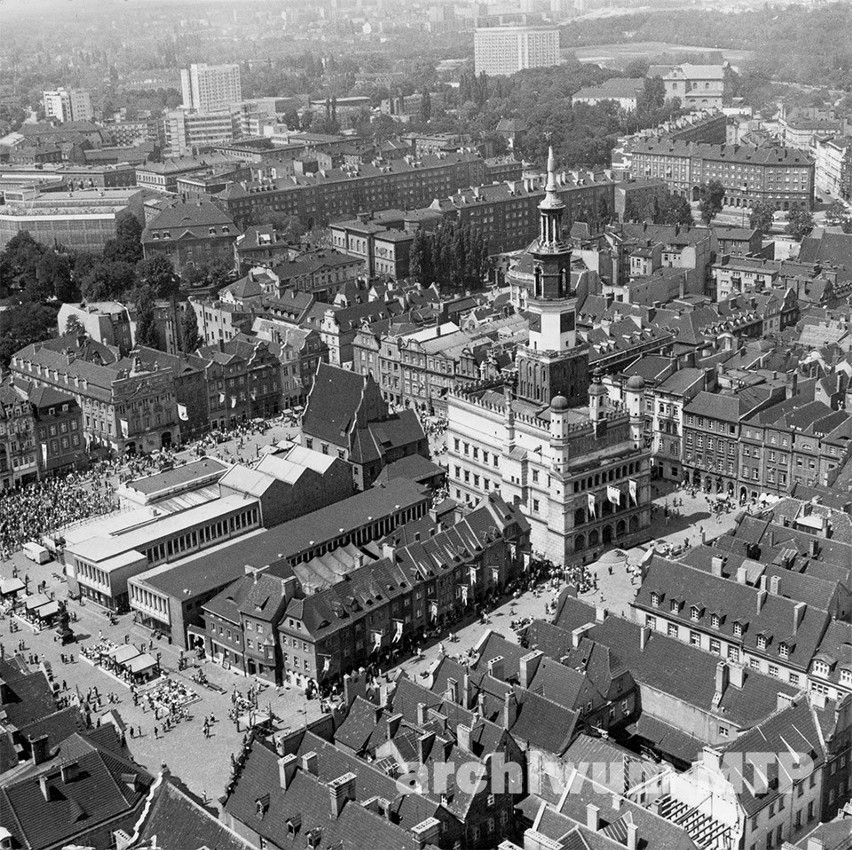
64, 494, 260, 610
474, 27, 561, 77
180, 63, 242, 113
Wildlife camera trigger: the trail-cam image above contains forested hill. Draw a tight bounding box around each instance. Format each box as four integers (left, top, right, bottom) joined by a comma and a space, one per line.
564, 2, 852, 91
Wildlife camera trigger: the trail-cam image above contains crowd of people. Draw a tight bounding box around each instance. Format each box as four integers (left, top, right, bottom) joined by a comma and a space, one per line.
0, 469, 119, 557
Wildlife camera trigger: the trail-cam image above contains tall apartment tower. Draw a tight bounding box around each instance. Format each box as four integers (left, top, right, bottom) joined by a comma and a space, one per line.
474, 27, 560, 76
180, 63, 242, 113
42, 89, 93, 123
516, 147, 589, 407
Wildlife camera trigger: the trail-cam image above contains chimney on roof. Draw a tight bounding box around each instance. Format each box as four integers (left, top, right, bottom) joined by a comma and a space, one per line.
446, 677, 459, 704
757, 588, 768, 613
777, 692, 796, 711
416, 702, 428, 727
488, 656, 505, 681
769, 575, 780, 595
278, 754, 298, 789
411, 817, 441, 849
31, 734, 50, 766
386, 713, 403, 739
586, 803, 600, 832
735, 566, 748, 585
519, 650, 543, 690
714, 661, 729, 704
729, 663, 745, 689
793, 601, 806, 635
809, 538, 819, 557
302, 751, 318, 775
626, 821, 639, 850
417, 732, 435, 765
457, 723, 472, 753
503, 690, 518, 731
328, 772, 356, 818
711, 556, 725, 577
639, 625, 651, 652
462, 672, 471, 709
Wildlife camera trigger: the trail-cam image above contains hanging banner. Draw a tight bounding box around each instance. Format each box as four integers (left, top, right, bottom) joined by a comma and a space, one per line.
219, 392, 225, 404
120, 419, 129, 438
629, 479, 638, 504
461, 585, 469, 605
230, 396, 237, 409
393, 620, 403, 643
429, 600, 438, 622
177, 404, 189, 421
322, 655, 331, 673
469, 567, 478, 585
491, 566, 500, 584
607, 485, 621, 506
372, 631, 382, 651
587, 492, 596, 518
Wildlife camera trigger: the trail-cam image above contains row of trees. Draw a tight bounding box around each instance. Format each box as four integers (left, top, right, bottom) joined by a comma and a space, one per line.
623, 188, 694, 227
409, 221, 489, 292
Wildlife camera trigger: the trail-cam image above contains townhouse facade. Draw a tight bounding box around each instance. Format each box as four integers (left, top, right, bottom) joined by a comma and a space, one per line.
631, 140, 814, 211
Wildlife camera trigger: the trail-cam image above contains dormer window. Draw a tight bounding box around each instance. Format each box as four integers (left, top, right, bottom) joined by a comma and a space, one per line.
779, 643, 790, 659
651, 592, 661, 607
757, 634, 768, 650
670, 599, 679, 614
813, 660, 829, 677
710, 613, 720, 629
209, 227, 216, 235
840, 669, 851, 685
733, 622, 743, 637
690, 606, 701, 622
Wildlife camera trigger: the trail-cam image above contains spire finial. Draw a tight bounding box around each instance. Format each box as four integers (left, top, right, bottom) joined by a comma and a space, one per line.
545, 144, 558, 193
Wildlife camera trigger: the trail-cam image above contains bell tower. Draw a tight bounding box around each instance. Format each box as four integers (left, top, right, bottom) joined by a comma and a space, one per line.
517, 147, 588, 407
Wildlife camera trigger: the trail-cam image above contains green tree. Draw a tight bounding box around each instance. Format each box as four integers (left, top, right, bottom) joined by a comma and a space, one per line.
81, 261, 136, 302
1, 230, 45, 294
134, 285, 160, 350
36, 252, 77, 303
824, 199, 852, 229
136, 255, 180, 298
785, 208, 815, 241
64, 314, 85, 337
180, 306, 201, 353
623, 195, 641, 222
0, 301, 59, 368
698, 179, 726, 225
749, 200, 775, 236
409, 229, 428, 282
103, 212, 143, 265
659, 193, 694, 226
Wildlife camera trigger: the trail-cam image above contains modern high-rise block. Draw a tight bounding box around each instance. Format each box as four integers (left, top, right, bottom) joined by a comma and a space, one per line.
180, 63, 242, 113
474, 27, 561, 76
42, 88, 94, 123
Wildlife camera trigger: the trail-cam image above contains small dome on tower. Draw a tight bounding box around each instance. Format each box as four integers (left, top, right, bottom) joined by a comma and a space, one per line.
550, 394, 569, 412
588, 381, 607, 397
626, 375, 646, 391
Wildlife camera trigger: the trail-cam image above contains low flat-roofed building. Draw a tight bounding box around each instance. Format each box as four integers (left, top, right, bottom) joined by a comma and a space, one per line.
64, 493, 261, 610
117, 457, 230, 507
127, 528, 266, 647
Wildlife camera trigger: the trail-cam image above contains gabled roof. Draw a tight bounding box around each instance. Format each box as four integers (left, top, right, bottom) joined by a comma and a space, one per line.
0, 728, 152, 850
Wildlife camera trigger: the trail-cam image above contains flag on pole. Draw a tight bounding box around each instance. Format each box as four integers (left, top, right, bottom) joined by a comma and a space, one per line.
607, 485, 621, 506
393, 620, 403, 643
120, 419, 129, 438
177, 404, 188, 421
629, 479, 638, 504
587, 492, 596, 518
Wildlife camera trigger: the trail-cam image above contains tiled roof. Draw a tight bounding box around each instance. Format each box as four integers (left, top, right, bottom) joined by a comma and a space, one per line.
0, 729, 152, 850
635, 556, 831, 671
136, 776, 254, 850
718, 697, 824, 816
547, 602, 799, 728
